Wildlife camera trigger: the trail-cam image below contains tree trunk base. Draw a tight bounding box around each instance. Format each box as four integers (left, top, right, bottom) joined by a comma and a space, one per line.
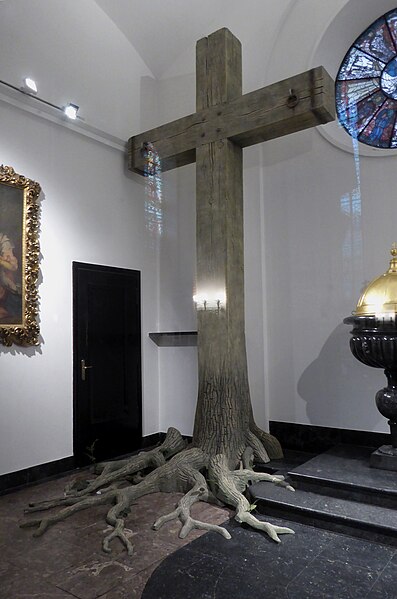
21, 427, 294, 555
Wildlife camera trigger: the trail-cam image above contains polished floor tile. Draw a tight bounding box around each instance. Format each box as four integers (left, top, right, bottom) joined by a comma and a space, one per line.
142, 517, 397, 599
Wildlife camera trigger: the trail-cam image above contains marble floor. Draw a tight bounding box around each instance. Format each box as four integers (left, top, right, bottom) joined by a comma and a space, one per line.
0, 471, 232, 599
1, 470, 396, 599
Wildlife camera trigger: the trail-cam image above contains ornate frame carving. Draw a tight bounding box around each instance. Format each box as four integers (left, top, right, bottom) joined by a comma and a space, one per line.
0, 165, 41, 346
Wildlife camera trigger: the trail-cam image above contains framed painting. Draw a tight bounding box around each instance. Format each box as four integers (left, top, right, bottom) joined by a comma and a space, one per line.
0, 165, 41, 346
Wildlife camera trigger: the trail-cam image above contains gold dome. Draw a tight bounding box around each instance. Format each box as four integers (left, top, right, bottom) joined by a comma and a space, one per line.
354, 244, 397, 316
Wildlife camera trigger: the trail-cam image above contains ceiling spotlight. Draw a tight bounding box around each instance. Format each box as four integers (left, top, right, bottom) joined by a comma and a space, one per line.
22, 77, 38, 94
64, 103, 79, 120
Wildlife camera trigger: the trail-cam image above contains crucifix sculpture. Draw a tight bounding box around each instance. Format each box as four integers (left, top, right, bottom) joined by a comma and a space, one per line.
128, 28, 334, 464
22, 29, 335, 554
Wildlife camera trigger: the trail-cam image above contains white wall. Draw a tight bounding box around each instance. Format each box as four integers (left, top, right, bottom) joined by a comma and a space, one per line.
260, 0, 397, 433
0, 1, 160, 475
157, 165, 198, 435
261, 128, 394, 433
156, 0, 397, 436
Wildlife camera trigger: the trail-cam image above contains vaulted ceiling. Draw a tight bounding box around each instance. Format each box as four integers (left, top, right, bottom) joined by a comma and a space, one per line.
94, 0, 295, 79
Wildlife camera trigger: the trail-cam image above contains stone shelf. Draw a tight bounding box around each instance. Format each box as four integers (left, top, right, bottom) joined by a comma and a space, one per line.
148, 331, 197, 347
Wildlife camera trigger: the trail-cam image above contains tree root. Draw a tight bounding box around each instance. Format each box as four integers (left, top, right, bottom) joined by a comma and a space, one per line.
27, 427, 187, 512
21, 492, 115, 537
246, 430, 270, 463
153, 469, 231, 540
208, 453, 294, 543
21, 430, 294, 555
71, 427, 186, 497
21, 447, 208, 554
249, 419, 283, 460
239, 418, 284, 465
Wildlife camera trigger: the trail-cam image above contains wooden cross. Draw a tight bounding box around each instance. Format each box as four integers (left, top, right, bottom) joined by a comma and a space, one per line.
128, 29, 334, 424
128, 29, 334, 176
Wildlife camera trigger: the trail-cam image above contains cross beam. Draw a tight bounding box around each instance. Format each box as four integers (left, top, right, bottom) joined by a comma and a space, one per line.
128, 62, 334, 175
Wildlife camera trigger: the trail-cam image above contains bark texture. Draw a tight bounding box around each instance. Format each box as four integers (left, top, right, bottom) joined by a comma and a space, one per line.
193, 29, 282, 465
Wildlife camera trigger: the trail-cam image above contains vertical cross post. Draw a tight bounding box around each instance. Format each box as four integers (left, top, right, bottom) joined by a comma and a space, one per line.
193, 30, 251, 456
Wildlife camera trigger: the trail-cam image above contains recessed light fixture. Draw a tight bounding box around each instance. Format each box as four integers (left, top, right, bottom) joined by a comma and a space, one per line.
22, 77, 38, 94
64, 103, 79, 120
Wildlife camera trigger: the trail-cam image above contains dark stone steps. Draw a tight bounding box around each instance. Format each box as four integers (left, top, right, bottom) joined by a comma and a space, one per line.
288, 445, 397, 506
249, 445, 397, 547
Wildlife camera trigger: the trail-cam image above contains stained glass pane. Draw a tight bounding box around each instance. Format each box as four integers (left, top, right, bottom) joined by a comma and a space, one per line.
386, 10, 397, 48
143, 142, 163, 238
336, 79, 380, 111
341, 90, 386, 137
338, 47, 384, 80
336, 9, 397, 148
355, 18, 395, 63
380, 57, 397, 98
359, 99, 397, 147
390, 120, 397, 148
390, 119, 397, 147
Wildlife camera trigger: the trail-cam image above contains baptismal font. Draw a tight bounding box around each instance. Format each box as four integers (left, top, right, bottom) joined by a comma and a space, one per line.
344, 244, 397, 471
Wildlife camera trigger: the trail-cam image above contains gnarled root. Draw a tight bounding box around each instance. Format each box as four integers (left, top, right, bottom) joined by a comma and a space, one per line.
71, 427, 186, 497
21, 446, 209, 555
100, 447, 209, 554
27, 427, 187, 512
249, 418, 283, 460
246, 430, 270, 464
208, 453, 294, 543
242, 417, 284, 464
153, 469, 231, 540
20, 491, 115, 537
21, 428, 292, 556
103, 490, 135, 555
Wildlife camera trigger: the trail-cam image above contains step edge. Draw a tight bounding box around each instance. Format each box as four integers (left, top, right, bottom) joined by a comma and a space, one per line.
288, 471, 397, 497
255, 497, 397, 536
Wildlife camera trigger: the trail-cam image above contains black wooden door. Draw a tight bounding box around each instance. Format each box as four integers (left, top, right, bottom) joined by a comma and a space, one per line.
73, 262, 142, 466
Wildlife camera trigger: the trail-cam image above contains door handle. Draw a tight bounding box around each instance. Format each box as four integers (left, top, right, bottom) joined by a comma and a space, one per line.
81, 359, 93, 381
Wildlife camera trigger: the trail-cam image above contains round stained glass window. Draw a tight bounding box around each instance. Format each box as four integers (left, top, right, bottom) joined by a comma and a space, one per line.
336, 9, 397, 148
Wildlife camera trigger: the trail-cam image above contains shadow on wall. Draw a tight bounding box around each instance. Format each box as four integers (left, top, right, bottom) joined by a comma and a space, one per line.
297, 322, 385, 431
0, 344, 42, 356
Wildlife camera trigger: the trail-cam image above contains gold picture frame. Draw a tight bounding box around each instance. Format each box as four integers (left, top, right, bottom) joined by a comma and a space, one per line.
0, 165, 41, 346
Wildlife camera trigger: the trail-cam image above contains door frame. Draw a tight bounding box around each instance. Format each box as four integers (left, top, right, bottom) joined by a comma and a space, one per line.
72, 261, 142, 464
